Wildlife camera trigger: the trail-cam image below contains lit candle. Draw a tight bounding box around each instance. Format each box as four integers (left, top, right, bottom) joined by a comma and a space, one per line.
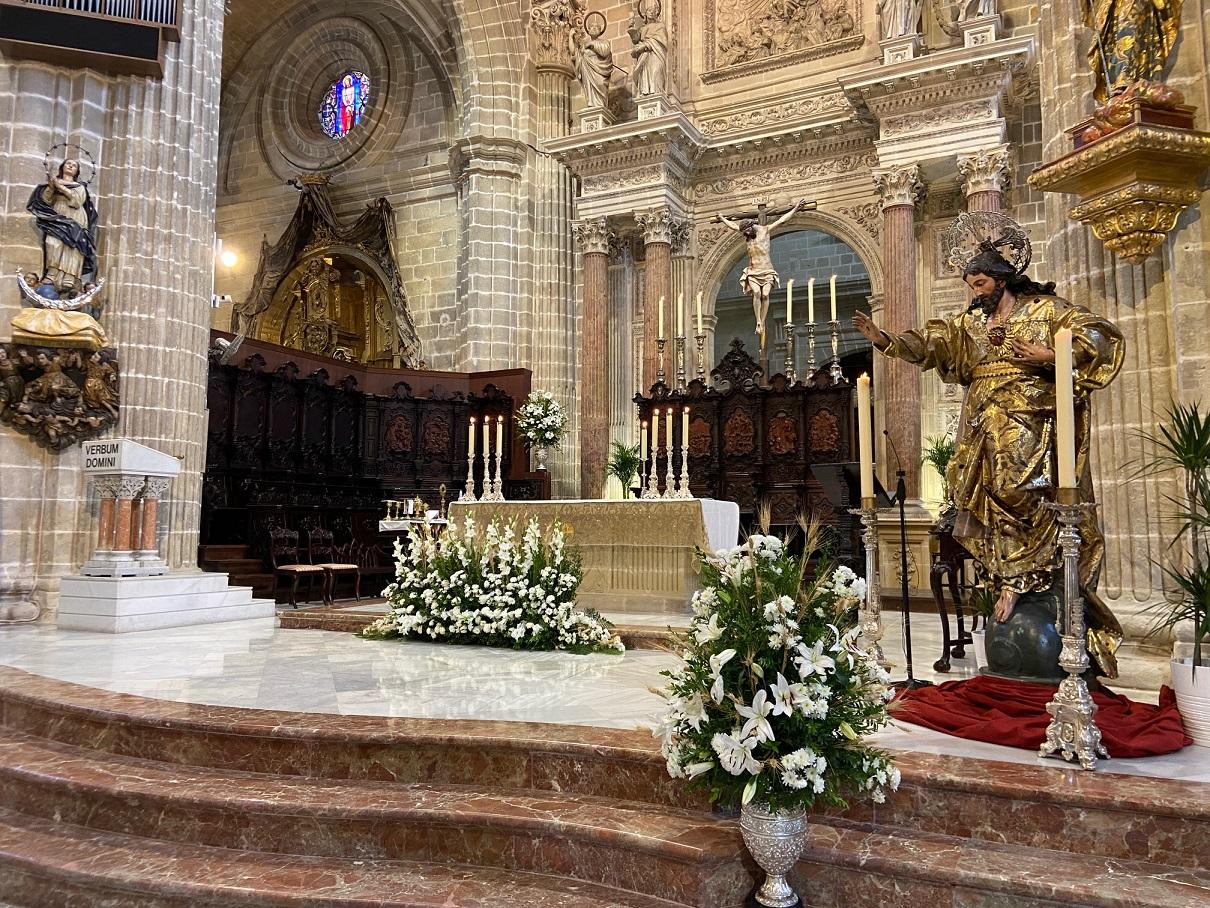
658, 295, 665, 341
641, 419, 649, 466
468, 416, 476, 454
857, 373, 874, 501
496, 414, 504, 459
807, 277, 815, 325
482, 415, 490, 459
677, 293, 684, 337
1055, 328, 1076, 489
666, 406, 674, 457
785, 279, 794, 324
829, 274, 837, 322
695, 291, 703, 334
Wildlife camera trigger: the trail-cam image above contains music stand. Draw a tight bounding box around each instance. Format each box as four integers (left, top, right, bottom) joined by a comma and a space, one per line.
811, 462, 931, 690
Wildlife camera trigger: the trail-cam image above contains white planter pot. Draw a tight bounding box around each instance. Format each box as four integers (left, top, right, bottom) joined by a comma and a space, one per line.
971, 630, 987, 671
1171, 658, 1210, 747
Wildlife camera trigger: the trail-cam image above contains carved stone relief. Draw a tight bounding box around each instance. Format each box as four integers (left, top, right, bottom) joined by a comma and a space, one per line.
699, 94, 848, 136
698, 152, 878, 199
705, 0, 864, 80
880, 100, 995, 138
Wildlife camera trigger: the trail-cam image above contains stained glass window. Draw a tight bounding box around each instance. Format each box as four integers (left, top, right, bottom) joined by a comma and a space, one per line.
319, 71, 370, 139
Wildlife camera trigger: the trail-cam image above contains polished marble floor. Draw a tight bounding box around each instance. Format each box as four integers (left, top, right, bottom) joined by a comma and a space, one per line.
0, 614, 1205, 782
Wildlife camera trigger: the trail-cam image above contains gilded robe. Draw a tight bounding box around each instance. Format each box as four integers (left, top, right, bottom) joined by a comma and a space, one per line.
881, 294, 1125, 675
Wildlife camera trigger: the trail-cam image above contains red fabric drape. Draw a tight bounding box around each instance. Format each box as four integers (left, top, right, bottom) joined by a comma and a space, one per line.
894, 675, 1192, 758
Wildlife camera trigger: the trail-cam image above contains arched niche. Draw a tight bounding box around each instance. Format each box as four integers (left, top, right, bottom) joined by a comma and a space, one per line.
708, 227, 876, 374
254, 246, 396, 366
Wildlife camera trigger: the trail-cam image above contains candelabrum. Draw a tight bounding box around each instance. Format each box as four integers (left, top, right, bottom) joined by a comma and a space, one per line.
695, 332, 707, 385
661, 445, 674, 500
828, 319, 844, 385
480, 450, 504, 502
1038, 491, 1107, 771
640, 451, 660, 499
656, 338, 667, 386
805, 322, 817, 378
672, 435, 693, 499
849, 497, 889, 669
675, 335, 687, 390
783, 322, 797, 385
460, 451, 477, 502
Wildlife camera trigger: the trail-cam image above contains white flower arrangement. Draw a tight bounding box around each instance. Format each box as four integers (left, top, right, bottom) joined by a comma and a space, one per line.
361, 515, 624, 655
655, 526, 897, 811
516, 390, 568, 449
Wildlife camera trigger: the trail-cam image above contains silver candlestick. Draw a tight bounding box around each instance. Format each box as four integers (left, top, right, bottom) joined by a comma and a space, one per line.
672, 430, 693, 499
656, 338, 667, 387
661, 432, 674, 499
640, 439, 660, 499
460, 447, 477, 502
805, 322, 817, 378
1039, 490, 1106, 771
675, 335, 687, 390
829, 319, 844, 385
695, 332, 707, 385
783, 321, 797, 385
849, 497, 889, 669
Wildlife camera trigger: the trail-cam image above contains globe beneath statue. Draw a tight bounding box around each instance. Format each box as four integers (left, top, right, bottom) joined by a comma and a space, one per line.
984, 585, 1065, 684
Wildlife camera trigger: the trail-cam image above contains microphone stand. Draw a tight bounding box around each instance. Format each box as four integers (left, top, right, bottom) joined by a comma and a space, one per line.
884, 430, 932, 690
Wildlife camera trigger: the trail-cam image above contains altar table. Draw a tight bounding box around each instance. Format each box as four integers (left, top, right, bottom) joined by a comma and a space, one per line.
447, 499, 740, 615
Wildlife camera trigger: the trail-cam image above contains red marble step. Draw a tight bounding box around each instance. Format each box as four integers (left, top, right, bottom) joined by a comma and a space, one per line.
0, 806, 687, 908
0, 729, 752, 907
0, 667, 696, 809
795, 819, 1210, 908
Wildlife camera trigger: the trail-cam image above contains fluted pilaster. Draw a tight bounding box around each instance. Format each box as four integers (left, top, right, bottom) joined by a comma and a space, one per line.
636, 208, 674, 391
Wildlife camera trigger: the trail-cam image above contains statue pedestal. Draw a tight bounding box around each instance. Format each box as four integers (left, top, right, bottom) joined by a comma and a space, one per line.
960, 14, 1002, 47
636, 94, 676, 120
880, 34, 923, 65
579, 106, 615, 133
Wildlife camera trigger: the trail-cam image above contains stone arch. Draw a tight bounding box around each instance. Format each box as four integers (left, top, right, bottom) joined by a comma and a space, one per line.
696, 209, 883, 317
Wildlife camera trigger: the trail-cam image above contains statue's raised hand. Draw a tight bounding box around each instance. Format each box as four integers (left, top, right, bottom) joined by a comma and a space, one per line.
853, 311, 888, 349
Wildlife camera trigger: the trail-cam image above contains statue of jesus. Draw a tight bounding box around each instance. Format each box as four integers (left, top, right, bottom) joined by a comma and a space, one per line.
716, 198, 810, 342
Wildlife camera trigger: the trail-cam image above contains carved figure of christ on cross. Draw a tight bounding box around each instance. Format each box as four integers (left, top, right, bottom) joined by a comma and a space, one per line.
714, 198, 815, 351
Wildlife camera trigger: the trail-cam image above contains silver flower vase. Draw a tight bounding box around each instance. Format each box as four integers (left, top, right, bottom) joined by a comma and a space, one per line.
740, 802, 807, 908
534, 445, 549, 472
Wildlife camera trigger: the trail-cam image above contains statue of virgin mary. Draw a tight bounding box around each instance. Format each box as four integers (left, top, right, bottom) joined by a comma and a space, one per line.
27, 158, 98, 295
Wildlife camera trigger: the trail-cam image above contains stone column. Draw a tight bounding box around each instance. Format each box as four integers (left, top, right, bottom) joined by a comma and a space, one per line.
95, 478, 119, 553
527, 5, 579, 497
574, 218, 612, 499
958, 144, 1011, 213
872, 165, 925, 498
635, 208, 674, 391
138, 477, 170, 557
112, 476, 145, 556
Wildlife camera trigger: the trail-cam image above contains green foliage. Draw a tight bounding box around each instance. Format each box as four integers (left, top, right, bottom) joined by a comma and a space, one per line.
1137, 402, 1210, 667
922, 434, 957, 491
655, 527, 896, 814
967, 586, 997, 621
605, 441, 643, 498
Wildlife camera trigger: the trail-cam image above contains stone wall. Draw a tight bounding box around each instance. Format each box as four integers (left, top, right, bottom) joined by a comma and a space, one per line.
0, 0, 226, 619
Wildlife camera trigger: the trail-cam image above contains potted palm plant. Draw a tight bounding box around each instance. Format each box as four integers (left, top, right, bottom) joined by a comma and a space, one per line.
605, 441, 643, 499
1140, 402, 1210, 745
922, 432, 957, 505
967, 587, 996, 671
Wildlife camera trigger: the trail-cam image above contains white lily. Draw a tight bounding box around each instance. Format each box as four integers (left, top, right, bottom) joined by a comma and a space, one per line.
694, 613, 723, 645
794, 639, 835, 679
711, 731, 762, 776
708, 648, 737, 703
736, 689, 775, 743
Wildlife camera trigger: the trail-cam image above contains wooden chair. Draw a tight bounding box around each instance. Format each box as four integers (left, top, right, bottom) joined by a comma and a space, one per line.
308, 528, 361, 606
268, 528, 323, 608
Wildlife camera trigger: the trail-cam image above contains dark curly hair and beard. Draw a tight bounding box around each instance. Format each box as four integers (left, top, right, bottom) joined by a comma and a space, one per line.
962, 241, 1056, 317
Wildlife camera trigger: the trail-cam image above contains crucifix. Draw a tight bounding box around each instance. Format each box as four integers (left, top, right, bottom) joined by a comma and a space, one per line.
713, 197, 816, 370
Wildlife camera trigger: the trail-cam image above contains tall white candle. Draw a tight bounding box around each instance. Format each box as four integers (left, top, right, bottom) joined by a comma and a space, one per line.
807, 278, 815, 324
1055, 328, 1077, 489
468, 416, 475, 454
666, 407, 674, 456
641, 420, 648, 467
682, 406, 689, 447
857, 373, 874, 500
677, 293, 684, 337
496, 414, 504, 459
785, 279, 794, 324
658, 295, 665, 340
829, 274, 838, 322
482, 415, 490, 459
695, 291, 703, 334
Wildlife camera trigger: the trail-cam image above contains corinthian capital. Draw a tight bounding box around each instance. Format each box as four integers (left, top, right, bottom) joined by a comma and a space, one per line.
957, 145, 1012, 197
873, 164, 925, 210
528, 0, 582, 73
670, 219, 693, 256
635, 207, 675, 245
573, 217, 613, 255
